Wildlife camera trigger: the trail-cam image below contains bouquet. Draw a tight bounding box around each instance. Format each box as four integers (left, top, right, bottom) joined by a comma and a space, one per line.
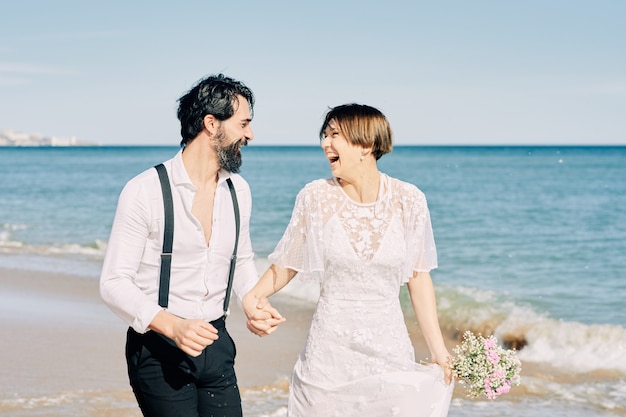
451, 330, 522, 400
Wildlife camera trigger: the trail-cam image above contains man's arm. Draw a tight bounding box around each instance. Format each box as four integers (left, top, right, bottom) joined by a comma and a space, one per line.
99, 179, 162, 332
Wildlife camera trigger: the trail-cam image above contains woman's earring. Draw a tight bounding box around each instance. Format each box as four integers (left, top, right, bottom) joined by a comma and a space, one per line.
360, 153, 365, 161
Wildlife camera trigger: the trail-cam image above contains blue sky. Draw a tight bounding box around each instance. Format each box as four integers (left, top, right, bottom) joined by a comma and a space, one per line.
1, 1, 625, 146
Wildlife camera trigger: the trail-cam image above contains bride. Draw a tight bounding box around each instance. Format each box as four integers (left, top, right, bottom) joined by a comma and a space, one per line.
243, 103, 454, 417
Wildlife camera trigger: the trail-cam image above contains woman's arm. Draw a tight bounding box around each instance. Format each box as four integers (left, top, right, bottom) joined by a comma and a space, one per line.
407, 271, 453, 384
243, 264, 297, 336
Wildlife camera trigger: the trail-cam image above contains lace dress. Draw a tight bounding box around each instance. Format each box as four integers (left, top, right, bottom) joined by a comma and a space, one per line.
269, 174, 453, 417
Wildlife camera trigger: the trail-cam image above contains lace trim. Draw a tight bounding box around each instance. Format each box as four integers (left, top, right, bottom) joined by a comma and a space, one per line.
335, 174, 391, 260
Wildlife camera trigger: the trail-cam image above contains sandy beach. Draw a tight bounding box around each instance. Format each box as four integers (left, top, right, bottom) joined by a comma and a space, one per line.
2, 264, 624, 417
0, 266, 317, 416
0, 265, 450, 416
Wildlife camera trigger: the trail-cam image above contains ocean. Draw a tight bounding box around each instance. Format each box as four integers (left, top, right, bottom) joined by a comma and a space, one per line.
1, 145, 625, 416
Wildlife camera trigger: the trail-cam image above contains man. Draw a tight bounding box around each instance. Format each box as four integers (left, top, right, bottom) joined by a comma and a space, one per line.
100, 73, 282, 417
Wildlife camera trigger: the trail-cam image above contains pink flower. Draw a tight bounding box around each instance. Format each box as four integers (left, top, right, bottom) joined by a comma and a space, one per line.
484, 338, 497, 350
496, 382, 511, 395
491, 369, 505, 380
484, 380, 495, 400
452, 331, 522, 400
486, 349, 500, 365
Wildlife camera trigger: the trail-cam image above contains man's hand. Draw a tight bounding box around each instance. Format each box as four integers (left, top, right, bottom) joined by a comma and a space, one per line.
171, 318, 219, 357
243, 294, 286, 337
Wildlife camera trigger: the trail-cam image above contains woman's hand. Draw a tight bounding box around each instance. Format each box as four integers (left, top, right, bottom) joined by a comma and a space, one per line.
432, 350, 454, 385
242, 293, 286, 337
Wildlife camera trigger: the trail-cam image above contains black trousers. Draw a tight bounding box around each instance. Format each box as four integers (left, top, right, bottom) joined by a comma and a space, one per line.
126, 317, 242, 417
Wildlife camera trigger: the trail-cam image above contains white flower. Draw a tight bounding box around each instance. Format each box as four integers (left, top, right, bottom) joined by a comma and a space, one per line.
451, 331, 522, 400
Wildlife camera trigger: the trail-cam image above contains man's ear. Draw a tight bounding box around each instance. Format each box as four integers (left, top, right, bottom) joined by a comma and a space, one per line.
203, 114, 218, 135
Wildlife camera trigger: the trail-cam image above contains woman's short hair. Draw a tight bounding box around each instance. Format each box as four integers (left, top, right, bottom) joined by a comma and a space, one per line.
319, 103, 392, 160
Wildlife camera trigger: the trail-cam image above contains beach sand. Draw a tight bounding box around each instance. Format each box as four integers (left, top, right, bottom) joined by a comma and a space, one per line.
0, 266, 455, 416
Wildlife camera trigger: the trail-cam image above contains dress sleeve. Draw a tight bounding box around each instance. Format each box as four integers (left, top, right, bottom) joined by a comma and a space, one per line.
268, 183, 324, 280
403, 187, 438, 282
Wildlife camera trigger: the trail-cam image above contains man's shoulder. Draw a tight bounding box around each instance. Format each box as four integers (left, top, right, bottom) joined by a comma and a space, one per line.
225, 172, 251, 191
128, 165, 160, 184
121, 160, 170, 196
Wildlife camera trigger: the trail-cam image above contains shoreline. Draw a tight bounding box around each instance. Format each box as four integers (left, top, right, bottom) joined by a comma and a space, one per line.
0, 266, 316, 416
0, 265, 438, 393
0, 266, 312, 374
2, 265, 623, 416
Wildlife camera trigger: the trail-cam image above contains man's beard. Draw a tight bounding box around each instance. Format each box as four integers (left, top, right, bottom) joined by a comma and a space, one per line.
215, 129, 248, 173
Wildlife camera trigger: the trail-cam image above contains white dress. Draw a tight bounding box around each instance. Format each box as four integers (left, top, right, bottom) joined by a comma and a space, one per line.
269, 174, 453, 417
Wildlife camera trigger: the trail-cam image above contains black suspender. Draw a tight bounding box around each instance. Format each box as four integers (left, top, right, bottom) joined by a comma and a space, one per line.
155, 164, 174, 308
154, 163, 240, 317
224, 178, 240, 316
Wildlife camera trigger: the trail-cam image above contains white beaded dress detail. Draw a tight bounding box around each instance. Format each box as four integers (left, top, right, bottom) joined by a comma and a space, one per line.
269, 174, 453, 417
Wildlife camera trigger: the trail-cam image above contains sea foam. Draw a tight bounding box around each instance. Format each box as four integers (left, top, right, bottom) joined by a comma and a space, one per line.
437, 285, 626, 374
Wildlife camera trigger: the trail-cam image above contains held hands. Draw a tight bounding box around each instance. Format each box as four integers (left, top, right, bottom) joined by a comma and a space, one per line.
242, 293, 286, 337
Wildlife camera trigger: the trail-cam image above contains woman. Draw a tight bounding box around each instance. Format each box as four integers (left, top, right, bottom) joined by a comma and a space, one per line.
244, 104, 454, 416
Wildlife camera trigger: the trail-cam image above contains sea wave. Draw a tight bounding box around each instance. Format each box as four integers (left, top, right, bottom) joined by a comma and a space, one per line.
2, 238, 624, 377
0, 223, 26, 248
0, 223, 107, 258
0, 389, 138, 416
436, 285, 626, 374
0, 224, 106, 277
520, 375, 626, 413
264, 264, 626, 376
242, 374, 626, 416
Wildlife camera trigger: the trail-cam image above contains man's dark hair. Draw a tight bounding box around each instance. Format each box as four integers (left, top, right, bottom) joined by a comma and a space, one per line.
177, 74, 254, 147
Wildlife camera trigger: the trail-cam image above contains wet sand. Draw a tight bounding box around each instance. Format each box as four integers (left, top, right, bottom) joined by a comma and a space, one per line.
0, 266, 315, 416
0, 266, 452, 416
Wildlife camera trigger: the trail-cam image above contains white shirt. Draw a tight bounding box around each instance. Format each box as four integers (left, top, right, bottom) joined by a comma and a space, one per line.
100, 150, 258, 333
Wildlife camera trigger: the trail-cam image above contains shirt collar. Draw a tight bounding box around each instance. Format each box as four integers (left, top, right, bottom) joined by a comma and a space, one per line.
171, 148, 234, 189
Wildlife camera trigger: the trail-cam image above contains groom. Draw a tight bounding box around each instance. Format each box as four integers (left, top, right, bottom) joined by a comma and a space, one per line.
100, 73, 282, 417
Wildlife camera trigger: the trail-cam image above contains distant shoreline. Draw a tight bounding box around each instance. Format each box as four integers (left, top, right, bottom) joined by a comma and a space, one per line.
2, 143, 624, 148
0, 128, 97, 147
1, 128, 624, 148
0, 144, 100, 147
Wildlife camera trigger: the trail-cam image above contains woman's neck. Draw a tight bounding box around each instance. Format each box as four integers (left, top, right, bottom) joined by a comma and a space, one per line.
338, 168, 381, 203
